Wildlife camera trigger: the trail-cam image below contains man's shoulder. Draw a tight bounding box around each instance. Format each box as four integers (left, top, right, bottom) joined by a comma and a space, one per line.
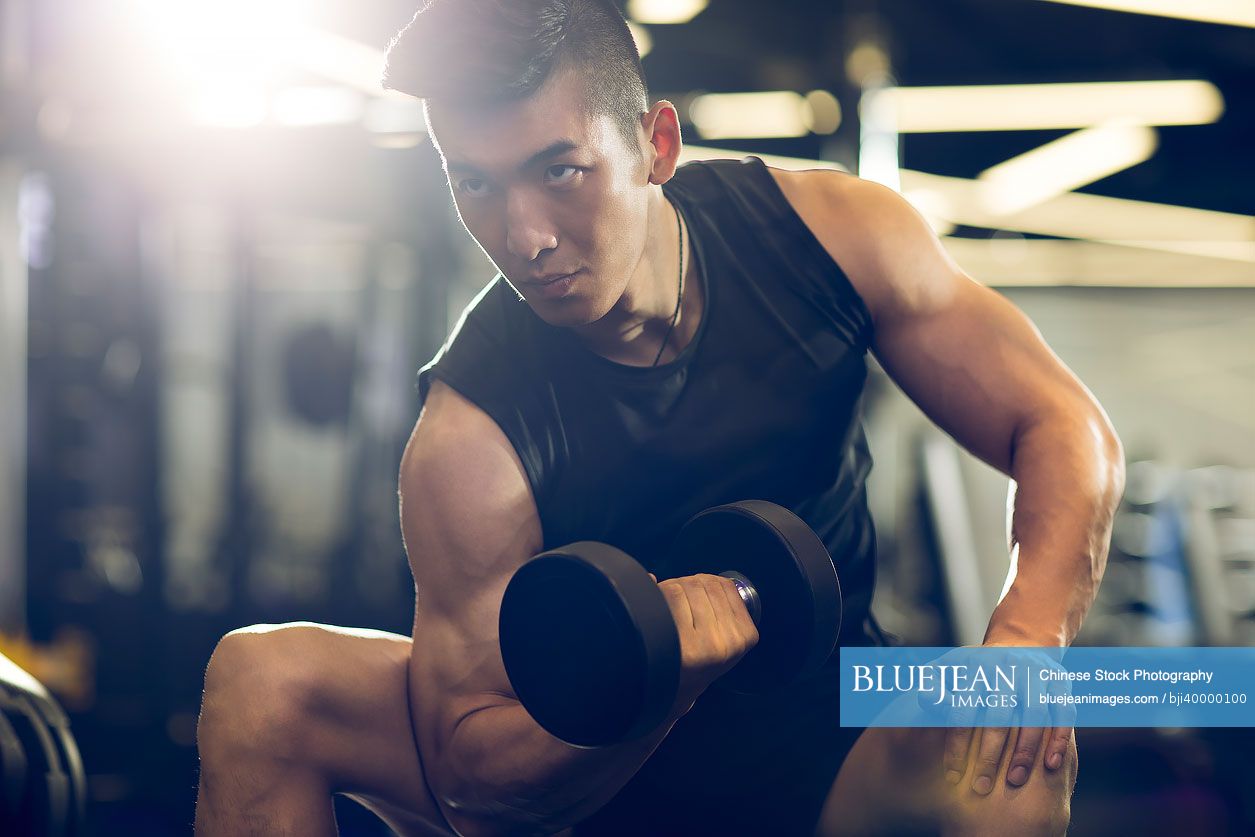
401, 376, 541, 570
414, 378, 510, 454
766, 165, 869, 252
766, 166, 948, 321
409, 377, 536, 501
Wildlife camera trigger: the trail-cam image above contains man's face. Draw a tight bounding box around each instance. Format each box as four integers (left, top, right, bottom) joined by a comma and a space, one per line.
427, 68, 651, 327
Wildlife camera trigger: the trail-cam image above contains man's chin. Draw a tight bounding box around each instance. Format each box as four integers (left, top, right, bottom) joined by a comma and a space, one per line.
526, 299, 603, 329
511, 286, 604, 327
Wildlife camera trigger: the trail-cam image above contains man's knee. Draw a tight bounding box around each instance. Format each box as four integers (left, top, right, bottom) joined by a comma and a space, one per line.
198, 622, 338, 766
940, 731, 1078, 837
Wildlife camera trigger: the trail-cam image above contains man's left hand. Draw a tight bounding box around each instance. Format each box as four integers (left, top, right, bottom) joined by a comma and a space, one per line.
942, 641, 1074, 794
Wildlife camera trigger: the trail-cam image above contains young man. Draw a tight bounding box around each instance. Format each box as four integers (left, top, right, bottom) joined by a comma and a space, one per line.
195, 1, 1120, 834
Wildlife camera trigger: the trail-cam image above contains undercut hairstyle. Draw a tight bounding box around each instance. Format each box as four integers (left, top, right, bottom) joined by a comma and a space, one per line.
382, 0, 649, 151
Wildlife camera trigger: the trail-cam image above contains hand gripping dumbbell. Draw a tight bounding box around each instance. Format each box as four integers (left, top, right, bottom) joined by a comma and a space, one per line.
498, 500, 842, 748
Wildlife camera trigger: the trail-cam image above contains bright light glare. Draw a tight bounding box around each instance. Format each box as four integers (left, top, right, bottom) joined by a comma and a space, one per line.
130, 0, 296, 90
690, 91, 810, 139
903, 189, 958, 237
802, 90, 842, 134
859, 85, 901, 192
977, 122, 1159, 215
901, 167, 1255, 263
188, 86, 268, 129
127, 0, 404, 128
884, 80, 1224, 132
363, 99, 427, 135
628, 0, 709, 25
271, 86, 365, 127
944, 237, 1255, 287
283, 29, 411, 100
1035, 0, 1255, 28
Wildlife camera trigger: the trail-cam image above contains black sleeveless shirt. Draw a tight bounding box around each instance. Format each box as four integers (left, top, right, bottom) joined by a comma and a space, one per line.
418, 156, 886, 834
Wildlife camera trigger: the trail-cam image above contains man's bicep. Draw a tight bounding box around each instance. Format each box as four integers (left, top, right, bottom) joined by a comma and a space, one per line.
398, 380, 543, 761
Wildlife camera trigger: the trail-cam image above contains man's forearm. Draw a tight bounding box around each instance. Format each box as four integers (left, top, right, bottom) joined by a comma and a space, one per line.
435, 699, 683, 835
984, 408, 1125, 647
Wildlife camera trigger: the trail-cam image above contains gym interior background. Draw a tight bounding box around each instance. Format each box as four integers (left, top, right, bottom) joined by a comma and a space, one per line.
1, 0, 1252, 833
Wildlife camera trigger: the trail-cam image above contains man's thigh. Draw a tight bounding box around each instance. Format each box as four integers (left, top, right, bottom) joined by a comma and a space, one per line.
212, 622, 449, 836
815, 726, 1078, 836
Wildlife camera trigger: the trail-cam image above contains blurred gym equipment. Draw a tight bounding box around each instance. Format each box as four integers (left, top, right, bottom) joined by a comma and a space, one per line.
0, 651, 87, 836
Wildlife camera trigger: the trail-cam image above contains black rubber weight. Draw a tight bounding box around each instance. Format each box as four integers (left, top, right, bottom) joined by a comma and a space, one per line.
669, 500, 842, 694
1, 652, 87, 837
499, 543, 681, 748
499, 502, 843, 748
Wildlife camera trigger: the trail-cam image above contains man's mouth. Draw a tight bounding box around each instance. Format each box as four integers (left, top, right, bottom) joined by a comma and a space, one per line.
526, 270, 579, 286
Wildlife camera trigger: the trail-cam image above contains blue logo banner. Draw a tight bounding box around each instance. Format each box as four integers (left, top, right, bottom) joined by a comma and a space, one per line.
839, 647, 1255, 728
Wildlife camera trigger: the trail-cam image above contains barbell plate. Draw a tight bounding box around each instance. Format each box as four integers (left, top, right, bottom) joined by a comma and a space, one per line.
669, 500, 842, 694
499, 542, 681, 748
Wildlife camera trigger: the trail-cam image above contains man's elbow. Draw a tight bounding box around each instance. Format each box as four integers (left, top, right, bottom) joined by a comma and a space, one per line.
1035, 399, 1124, 495
426, 735, 565, 837
438, 803, 498, 837
1087, 407, 1125, 504
429, 778, 572, 837
1017, 402, 1124, 485
436, 791, 564, 837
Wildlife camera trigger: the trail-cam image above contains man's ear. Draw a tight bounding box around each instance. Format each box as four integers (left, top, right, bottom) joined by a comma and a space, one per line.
641, 100, 683, 185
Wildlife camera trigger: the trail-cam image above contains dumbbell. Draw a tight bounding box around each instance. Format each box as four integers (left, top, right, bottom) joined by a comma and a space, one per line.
498, 500, 842, 748
1, 652, 87, 837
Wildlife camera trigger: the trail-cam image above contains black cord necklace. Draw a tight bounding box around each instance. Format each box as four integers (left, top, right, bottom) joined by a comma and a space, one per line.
651, 202, 685, 368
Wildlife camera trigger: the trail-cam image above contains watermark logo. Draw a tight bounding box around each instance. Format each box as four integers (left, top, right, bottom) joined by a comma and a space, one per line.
840, 647, 1252, 728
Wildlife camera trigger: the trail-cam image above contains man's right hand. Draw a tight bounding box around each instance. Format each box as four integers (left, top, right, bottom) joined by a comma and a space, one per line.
651, 573, 760, 718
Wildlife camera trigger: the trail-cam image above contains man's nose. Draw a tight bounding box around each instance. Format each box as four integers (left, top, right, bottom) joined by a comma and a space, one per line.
505, 189, 558, 262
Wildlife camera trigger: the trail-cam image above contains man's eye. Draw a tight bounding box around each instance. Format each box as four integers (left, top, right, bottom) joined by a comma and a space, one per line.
458, 179, 489, 196
545, 165, 581, 185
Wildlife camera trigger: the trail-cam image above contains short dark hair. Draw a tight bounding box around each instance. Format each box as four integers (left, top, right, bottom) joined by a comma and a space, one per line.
383, 0, 649, 151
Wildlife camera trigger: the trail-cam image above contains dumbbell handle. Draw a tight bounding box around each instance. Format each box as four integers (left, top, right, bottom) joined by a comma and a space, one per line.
719, 571, 762, 625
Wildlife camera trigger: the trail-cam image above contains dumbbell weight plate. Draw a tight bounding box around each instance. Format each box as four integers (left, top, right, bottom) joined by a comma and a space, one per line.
669, 500, 842, 694
42, 695, 85, 835
499, 542, 681, 748
0, 709, 28, 822
1, 656, 74, 837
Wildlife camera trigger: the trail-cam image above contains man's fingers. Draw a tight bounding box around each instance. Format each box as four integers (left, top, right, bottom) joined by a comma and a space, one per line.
698, 575, 732, 631
658, 579, 694, 630
943, 727, 973, 784
1046, 726, 1073, 770
701, 575, 754, 655
687, 577, 719, 633
971, 727, 1009, 795
713, 575, 759, 646
1007, 726, 1046, 787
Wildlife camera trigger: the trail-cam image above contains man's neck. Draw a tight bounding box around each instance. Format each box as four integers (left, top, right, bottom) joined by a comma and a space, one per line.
571, 191, 697, 366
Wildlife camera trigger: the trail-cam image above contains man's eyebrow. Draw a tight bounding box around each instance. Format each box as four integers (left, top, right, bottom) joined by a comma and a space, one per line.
446, 139, 581, 175
518, 139, 582, 171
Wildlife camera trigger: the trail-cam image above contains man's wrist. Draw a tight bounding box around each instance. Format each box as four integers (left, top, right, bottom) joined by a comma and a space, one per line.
984, 588, 1074, 647
983, 622, 1068, 648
